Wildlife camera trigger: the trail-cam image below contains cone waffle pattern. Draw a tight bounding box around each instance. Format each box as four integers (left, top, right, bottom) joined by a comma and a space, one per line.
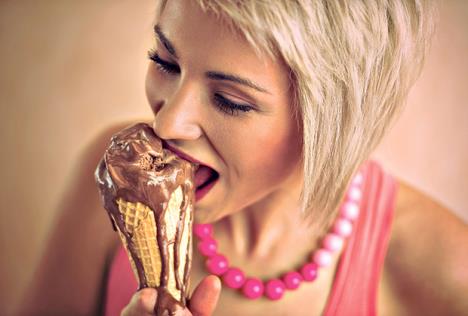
114, 186, 190, 301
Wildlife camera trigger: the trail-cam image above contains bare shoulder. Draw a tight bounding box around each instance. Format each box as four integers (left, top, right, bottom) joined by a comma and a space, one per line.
15, 121, 138, 315
381, 178, 468, 315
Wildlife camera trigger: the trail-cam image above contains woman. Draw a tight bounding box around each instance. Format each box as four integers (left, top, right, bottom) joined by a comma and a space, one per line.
17, 0, 468, 315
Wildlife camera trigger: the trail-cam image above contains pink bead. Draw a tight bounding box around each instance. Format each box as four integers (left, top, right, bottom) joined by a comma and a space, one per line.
194, 224, 213, 239
351, 172, 364, 185
333, 218, 353, 237
206, 254, 229, 275
313, 249, 333, 267
322, 233, 344, 252
222, 268, 246, 289
300, 262, 318, 281
283, 271, 303, 290
340, 201, 359, 221
265, 279, 286, 300
197, 238, 218, 257
347, 186, 362, 202
242, 278, 264, 299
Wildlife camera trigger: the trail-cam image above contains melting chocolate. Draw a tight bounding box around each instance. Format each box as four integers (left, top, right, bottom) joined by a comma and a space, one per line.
94, 122, 196, 315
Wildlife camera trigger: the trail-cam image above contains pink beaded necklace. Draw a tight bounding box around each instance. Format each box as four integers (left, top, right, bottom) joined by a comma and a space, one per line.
193, 169, 365, 301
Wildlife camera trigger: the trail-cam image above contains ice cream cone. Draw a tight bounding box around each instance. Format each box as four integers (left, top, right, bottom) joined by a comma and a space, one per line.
113, 185, 192, 303
95, 122, 196, 314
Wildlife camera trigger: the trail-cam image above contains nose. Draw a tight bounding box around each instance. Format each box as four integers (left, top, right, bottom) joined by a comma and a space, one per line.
152, 81, 203, 141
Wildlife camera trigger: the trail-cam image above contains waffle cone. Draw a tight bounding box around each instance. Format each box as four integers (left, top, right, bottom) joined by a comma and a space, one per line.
114, 185, 192, 302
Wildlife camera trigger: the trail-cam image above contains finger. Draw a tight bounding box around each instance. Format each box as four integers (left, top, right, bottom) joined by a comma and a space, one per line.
121, 288, 157, 316
189, 275, 222, 316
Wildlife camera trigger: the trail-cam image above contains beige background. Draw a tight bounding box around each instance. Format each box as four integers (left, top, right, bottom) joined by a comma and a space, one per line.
0, 1, 467, 315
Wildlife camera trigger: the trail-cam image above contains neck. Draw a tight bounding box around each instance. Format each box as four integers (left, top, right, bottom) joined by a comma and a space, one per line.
216, 177, 324, 273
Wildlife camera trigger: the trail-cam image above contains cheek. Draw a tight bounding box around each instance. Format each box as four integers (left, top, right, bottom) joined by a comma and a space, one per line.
145, 64, 172, 115
255, 129, 301, 182
145, 65, 155, 96
229, 115, 302, 189
145, 66, 158, 112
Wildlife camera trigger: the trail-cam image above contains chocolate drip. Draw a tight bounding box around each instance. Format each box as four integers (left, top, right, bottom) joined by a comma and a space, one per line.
94, 123, 196, 315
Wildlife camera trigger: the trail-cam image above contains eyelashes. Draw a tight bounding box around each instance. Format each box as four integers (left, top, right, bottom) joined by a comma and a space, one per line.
147, 48, 180, 74
213, 93, 254, 116
147, 48, 254, 116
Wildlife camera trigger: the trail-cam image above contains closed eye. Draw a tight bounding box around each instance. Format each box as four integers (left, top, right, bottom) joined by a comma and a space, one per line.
147, 48, 255, 116
213, 94, 254, 116
147, 48, 180, 74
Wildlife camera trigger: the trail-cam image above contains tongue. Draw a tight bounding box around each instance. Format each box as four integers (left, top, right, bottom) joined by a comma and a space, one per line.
195, 166, 213, 188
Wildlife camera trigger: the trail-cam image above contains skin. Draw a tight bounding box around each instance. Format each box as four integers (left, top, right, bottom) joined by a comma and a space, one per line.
121, 276, 221, 316
14, 0, 468, 315
146, 0, 303, 228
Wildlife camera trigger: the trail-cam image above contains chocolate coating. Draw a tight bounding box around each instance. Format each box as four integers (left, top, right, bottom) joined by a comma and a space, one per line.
94, 122, 196, 315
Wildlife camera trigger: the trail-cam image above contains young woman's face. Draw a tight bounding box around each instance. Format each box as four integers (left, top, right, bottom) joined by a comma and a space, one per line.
146, 0, 302, 223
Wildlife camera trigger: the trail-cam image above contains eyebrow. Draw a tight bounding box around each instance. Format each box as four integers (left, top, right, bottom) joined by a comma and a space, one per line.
153, 24, 272, 95
205, 71, 271, 95
154, 25, 178, 59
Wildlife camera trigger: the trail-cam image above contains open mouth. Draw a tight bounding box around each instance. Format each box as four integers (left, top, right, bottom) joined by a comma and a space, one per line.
160, 140, 218, 201
195, 165, 219, 201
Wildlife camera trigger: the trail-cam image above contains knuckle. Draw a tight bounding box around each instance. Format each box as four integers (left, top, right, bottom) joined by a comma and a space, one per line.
119, 289, 157, 316
135, 288, 156, 310
135, 294, 147, 309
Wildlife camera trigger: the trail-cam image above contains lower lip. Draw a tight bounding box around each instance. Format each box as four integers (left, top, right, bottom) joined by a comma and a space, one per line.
195, 178, 218, 202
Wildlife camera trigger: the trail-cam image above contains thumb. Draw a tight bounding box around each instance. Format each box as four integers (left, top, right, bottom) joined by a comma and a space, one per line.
189, 275, 222, 316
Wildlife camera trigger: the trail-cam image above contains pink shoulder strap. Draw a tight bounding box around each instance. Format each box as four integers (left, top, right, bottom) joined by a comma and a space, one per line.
323, 159, 398, 316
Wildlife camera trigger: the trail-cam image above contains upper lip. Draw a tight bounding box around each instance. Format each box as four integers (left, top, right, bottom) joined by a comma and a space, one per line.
162, 140, 215, 171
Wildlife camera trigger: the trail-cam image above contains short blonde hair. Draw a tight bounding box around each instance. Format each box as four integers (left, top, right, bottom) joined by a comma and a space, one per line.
155, 0, 437, 226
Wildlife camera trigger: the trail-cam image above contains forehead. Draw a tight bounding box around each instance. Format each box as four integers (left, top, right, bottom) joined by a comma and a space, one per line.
158, 0, 291, 97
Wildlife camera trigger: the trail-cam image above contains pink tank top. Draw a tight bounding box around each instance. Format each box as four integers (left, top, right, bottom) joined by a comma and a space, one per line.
103, 159, 397, 316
